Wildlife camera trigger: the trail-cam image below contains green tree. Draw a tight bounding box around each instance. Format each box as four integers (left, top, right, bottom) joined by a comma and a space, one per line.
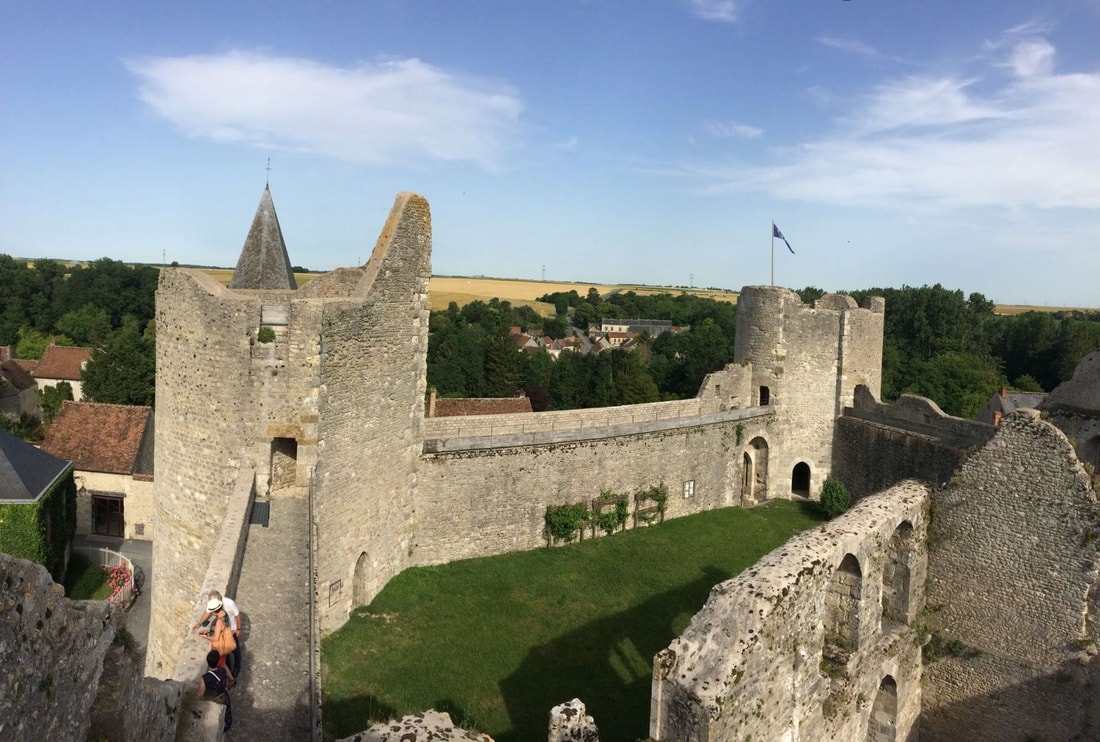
56, 304, 112, 346
81, 319, 156, 406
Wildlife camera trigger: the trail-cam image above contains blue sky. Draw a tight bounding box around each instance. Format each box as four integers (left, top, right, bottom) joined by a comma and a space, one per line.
2, 1, 1099, 307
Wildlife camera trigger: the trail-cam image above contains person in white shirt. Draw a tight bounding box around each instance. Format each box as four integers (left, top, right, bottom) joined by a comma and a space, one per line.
194, 590, 243, 677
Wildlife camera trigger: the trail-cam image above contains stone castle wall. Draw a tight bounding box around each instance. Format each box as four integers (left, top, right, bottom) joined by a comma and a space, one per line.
416, 411, 774, 566
650, 481, 928, 741
1, 553, 185, 742
921, 409, 1100, 740
311, 193, 432, 633
834, 386, 996, 499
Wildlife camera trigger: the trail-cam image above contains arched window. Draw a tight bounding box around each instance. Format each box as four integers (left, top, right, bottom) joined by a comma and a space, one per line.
353, 551, 371, 608
867, 675, 898, 742
881, 522, 915, 628
824, 553, 862, 663
791, 462, 811, 496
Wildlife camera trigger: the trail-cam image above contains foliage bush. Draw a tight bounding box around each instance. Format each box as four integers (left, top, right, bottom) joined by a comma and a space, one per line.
257, 326, 276, 343
591, 490, 628, 535
637, 482, 669, 524
544, 502, 589, 543
820, 476, 853, 519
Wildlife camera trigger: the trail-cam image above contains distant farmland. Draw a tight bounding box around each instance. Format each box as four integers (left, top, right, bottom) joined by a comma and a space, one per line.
196, 268, 1093, 316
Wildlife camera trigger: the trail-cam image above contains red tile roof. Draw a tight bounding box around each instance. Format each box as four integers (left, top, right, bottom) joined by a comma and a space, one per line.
432, 397, 533, 417
0, 360, 36, 391
41, 401, 152, 474
34, 344, 92, 381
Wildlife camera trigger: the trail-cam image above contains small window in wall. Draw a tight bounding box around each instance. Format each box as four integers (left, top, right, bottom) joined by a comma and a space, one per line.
760, 386, 771, 405
328, 579, 343, 607
683, 480, 695, 498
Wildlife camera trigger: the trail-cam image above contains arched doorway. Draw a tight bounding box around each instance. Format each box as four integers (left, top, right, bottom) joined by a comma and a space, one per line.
741, 437, 769, 504
881, 522, 915, 628
353, 551, 371, 608
867, 675, 898, 742
791, 462, 811, 497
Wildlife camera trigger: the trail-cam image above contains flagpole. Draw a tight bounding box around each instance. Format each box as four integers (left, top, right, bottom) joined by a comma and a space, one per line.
770, 222, 775, 286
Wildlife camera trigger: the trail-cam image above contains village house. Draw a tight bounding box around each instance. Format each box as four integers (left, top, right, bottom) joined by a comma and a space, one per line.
0, 358, 39, 422
40, 400, 155, 540
33, 341, 93, 401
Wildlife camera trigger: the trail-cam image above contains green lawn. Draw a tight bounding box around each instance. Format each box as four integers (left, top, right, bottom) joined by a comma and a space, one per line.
62, 552, 112, 600
321, 500, 825, 742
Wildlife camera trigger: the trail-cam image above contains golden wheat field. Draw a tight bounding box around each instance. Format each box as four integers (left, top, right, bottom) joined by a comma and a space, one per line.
191, 267, 1094, 315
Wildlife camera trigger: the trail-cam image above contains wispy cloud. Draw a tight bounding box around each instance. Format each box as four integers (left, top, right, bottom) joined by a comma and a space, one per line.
687, 0, 739, 23
817, 36, 881, 58
125, 51, 523, 168
704, 120, 763, 139
674, 31, 1100, 211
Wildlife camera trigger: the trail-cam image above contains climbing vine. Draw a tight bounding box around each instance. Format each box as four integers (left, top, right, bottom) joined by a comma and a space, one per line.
591, 490, 629, 536
0, 468, 76, 580
544, 502, 590, 544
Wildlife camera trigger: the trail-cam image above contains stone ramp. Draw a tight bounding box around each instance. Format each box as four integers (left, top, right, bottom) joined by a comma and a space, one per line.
231, 494, 313, 739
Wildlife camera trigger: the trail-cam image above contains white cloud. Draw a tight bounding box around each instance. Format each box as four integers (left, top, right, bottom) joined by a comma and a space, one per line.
125, 51, 523, 168
675, 33, 1100, 211
817, 36, 881, 58
704, 120, 763, 139
687, 0, 739, 23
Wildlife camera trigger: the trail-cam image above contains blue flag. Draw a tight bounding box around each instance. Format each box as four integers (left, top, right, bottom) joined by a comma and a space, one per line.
773, 223, 794, 254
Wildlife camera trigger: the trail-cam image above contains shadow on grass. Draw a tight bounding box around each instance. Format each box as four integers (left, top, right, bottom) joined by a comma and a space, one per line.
497, 566, 728, 742
794, 497, 830, 521
323, 694, 397, 738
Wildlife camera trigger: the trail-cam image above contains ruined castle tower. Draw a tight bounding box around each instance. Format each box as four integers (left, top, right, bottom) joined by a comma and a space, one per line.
148, 190, 431, 673
732, 286, 884, 501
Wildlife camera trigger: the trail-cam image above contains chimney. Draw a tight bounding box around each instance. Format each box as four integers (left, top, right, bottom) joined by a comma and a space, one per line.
427, 387, 437, 418
993, 411, 1002, 426
1000, 386, 1007, 398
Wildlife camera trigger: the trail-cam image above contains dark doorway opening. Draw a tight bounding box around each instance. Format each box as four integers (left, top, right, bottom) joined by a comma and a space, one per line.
92, 495, 124, 538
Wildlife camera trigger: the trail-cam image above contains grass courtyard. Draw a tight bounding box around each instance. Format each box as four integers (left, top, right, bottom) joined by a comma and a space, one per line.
321, 499, 825, 741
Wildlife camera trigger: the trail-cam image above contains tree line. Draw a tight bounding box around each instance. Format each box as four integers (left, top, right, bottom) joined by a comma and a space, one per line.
2, 252, 1097, 433
433, 284, 1100, 418
0, 255, 157, 431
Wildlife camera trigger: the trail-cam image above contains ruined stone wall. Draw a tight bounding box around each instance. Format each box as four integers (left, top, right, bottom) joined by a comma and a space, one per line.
834, 386, 996, 499
1, 552, 117, 741
650, 481, 928, 742
312, 193, 431, 633
733, 287, 884, 501
921, 409, 1100, 741
416, 412, 773, 566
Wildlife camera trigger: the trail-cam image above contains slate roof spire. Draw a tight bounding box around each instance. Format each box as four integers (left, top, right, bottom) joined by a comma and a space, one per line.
228, 185, 298, 290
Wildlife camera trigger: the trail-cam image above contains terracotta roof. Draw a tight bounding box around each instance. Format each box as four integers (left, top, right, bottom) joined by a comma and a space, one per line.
41, 401, 153, 474
0, 360, 36, 391
12, 358, 37, 374
34, 344, 92, 381
432, 397, 533, 417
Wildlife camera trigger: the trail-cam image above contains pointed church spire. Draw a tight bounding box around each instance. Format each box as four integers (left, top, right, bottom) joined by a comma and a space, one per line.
228, 185, 298, 290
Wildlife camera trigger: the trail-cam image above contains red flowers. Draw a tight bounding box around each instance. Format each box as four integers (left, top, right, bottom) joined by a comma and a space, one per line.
105, 564, 132, 604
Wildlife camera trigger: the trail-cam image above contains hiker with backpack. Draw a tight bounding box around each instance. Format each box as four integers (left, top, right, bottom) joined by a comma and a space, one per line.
197, 649, 234, 733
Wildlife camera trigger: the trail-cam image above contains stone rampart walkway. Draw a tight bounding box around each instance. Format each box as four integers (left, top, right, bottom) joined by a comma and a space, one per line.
230, 494, 312, 739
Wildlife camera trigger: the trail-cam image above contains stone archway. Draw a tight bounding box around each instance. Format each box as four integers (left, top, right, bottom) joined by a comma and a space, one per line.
824, 553, 862, 661
353, 551, 371, 608
791, 462, 811, 497
741, 437, 770, 504
868, 675, 898, 742
881, 521, 915, 628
